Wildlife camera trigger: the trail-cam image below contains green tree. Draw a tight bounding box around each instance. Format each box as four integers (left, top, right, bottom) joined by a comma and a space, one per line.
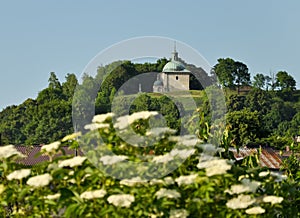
213, 58, 236, 88
226, 109, 261, 146
234, 61, 250, 94
253, 73, 266, 89
276, 71, 296, 91
213, 58, 251, 93
48, 72, 61, 90
62, 73, 78, 100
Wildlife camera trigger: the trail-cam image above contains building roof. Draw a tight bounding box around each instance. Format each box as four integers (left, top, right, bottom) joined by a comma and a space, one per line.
14, 145, 83, 166
229, 147, 282, 169
162, 61, 190, 73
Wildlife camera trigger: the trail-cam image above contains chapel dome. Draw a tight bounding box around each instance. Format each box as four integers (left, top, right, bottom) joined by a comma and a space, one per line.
162, 61, 186, 72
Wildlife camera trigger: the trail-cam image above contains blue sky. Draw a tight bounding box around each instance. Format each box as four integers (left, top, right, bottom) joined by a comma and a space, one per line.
1, 0, 300, 110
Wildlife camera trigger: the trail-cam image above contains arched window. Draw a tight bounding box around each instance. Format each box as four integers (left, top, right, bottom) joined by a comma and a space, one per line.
176, 76, 179, 80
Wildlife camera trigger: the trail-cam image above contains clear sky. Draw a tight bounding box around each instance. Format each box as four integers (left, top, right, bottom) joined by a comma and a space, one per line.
1, 0, 300, 110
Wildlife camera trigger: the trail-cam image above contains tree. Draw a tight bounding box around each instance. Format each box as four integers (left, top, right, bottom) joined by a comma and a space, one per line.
275, 71, 296, 91
213, 58, 235, 88
234, 61, 250, 94
48, 72, 61, 90
62, 73, 78, 100
213, 58, 251, 93
253, 73, 266, 89
226, 109, 261, 146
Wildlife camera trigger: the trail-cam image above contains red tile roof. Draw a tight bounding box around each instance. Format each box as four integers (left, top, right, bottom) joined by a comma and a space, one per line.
14, 145, 83, 166
229, 147, 282, 169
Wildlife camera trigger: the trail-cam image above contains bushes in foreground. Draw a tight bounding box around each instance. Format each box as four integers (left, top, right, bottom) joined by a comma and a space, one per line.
0, 111, 299, 217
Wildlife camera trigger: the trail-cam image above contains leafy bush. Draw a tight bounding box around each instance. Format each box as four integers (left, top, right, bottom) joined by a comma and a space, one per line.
0, 111, 299, 217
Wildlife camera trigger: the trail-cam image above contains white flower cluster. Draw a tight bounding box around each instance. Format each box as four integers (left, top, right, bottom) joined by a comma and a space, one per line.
84, 123, 110, 131
58, 156, 87, 168
80, 189, 107, 200
155, 188, 181, 199
259, 171, 287, 182
169, 135, 201, 147
120, 177, 148, 186
92, 113, 115, 123
175, 174, 198, 186
146, 127, 176, 137
107, 194, 135, 208
0, 145, 25, 159
197, 158, 232, 177
226, 194, 256, 209
149, 177, 175, 186
41, 141, 60, 153
7, 169, 31, 180
26, 173, 53, 188
263, 195, 284, 205
152, 149, 196, 164
100, 155, 128, 165
225, 178, 261, 195
245, 206, 265, 215
45, 193, 61, 200
61, 132, 81, 142
170, 209, 189, 218
114, 111, 158, 129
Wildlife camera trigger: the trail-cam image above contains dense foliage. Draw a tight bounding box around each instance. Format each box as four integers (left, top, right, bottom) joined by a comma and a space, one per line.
0, 58, 299, 152
0, 112, 299, 217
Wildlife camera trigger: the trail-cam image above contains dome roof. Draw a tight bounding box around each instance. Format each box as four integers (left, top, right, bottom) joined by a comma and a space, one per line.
153, 80, 163, 86
162, 61, 185, 72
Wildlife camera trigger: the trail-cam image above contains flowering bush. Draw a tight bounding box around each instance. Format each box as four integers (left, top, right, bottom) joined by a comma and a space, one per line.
0, 111, 299, 217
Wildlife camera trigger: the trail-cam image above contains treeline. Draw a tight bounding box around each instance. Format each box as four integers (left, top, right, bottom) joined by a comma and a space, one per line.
0, 57, 299, 150
0, 59, 207, 145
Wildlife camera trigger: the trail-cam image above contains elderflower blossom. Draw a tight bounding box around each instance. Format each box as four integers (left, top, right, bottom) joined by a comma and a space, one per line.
164, 177, 175, 185
61, 132, 81, 142
107, 194, 135, 208
263, 195, 284, 205
270, 172, 287, 182
128, 111, 158, 124
152, 153, 173, 164
80, 189, 107, 200
26, 173, 52, 188
58, 156, 87, 168
175, 174, 198, 186
149, 178, 164, 185
170, 135, 201, 147
84, 123, 110, 131
7, 169, 31, 180
92, 113, 114, 123
245, 206, 266, 215
225, 179, 261, 195
100, 155, 128, 165
41, 141, 60, 153
170, 148, 196, 159
226, 194, 256, 209
170, 209, 189, 218
259, 171, 270, 177
155, 188, 181, 199
0, 145, 25, 159
114, 111, 158, 129
197, 158, 232, 177
120, 177, 148, 186
146, 127, 176, 137
45, 193, 61, 200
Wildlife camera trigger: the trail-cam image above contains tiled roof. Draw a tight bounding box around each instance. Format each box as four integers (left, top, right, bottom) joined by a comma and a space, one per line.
14, 145, 83, 166
229, 147, 282, 169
